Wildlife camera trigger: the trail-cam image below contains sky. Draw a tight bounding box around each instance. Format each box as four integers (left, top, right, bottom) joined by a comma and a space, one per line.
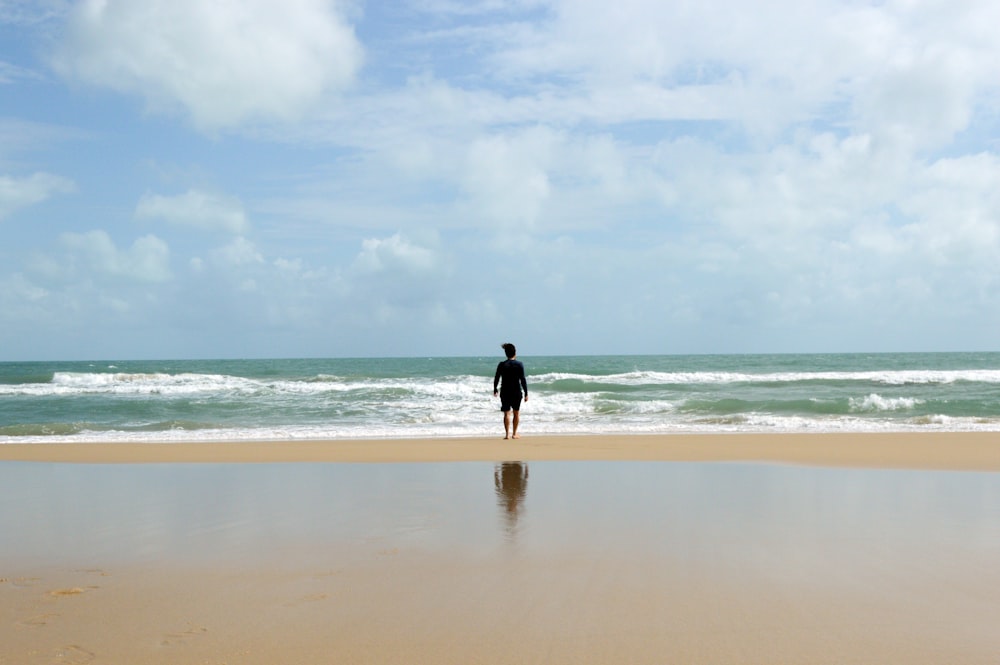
2, 0, 1000, 360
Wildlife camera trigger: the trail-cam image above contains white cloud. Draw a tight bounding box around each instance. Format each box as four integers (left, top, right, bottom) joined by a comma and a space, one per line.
211, 237, 264, 269
0, 272, 48, 303
0, 59, 38, 84
460, 0, 1000, 145
0, 0, 67, 26
0, 117, 88, 159
853, 45, 979, 150
7, 0, 1000, 359
354, 234, 437, 275
59, 230, 172, 282
459, 126, 556, 231
136, 189, 248, 234
897, 153, 1000, 261
52, 0, 363, 130
0, 172, 75, 219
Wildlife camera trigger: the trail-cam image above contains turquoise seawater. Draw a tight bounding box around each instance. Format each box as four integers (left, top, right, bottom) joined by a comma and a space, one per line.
2, 353, 1000, 442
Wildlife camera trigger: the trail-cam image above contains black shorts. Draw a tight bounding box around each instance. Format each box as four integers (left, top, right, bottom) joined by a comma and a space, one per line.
500, 393, 522, 412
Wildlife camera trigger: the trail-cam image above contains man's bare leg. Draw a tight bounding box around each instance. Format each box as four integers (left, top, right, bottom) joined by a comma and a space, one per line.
503, 410, 511, 439
511, 410, 520, 439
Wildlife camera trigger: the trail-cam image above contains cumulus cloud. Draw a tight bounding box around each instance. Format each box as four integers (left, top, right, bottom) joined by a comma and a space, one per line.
461, 127, 555, 230
52, 0, 363, 130
136, 189, 248, 234
340, 232, 455, 328
0, 172, 75, 220
210, 236, 265, 268
7, 0, 1000, 358
0, 272, 47, 303
415, 0, 1000, 147
897, 153, 1000, 261
354, 234, 437, 274
59, 230, 171, 282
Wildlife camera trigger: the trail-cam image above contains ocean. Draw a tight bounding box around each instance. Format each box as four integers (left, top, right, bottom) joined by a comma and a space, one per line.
2, 352, 1000, 443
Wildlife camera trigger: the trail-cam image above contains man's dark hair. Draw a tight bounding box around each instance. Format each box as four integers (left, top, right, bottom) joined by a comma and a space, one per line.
502, 343, 516, 359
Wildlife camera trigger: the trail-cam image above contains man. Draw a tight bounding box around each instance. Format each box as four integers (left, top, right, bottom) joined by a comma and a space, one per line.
493, 342, 528, 439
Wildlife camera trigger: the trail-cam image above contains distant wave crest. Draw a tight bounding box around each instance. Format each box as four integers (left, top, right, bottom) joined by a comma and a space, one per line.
849, 394, 923, 412
533, 369, 1000, 387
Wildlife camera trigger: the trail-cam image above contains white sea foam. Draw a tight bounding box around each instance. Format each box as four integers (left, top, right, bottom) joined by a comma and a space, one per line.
0, 372, 484, 398
5, 413, 999, 444
849, 394, 923, 412
4, 359, 1000, 444
2, 366, 998, 399
48, 372, 257, 396
533, 369, 1000, 386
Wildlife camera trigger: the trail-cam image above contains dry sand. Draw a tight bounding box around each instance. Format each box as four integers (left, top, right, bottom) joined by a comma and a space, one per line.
3, 432, 1000, 664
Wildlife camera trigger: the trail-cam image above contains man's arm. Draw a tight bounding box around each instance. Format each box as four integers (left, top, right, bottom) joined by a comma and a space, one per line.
493, 362, 502, 394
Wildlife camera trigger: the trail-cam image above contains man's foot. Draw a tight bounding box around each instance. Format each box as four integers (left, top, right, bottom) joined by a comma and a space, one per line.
511, 434, 520, 439
503, 435, 509, 440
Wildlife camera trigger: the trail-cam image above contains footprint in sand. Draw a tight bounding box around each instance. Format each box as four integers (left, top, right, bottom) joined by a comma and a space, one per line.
48, 586, 99, 598
311, 569, 343, 579
16, 612, 60, 628
160, 624, 208, 647
12, 577, 41, 588
283, 593, 329, 607
72, 569, 110, 578
51, 644, 95, 664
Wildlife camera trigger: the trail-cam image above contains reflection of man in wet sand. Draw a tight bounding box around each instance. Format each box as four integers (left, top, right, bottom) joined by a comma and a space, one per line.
493, 343, 528, 440
494, 461, 529, 536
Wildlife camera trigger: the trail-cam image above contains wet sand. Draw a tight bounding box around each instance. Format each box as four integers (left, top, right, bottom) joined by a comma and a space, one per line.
3, 433, 1000, 664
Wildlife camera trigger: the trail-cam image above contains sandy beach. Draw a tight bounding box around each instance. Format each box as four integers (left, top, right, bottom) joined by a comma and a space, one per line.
3, 431, 1000, 469
3, 432, 1000, 664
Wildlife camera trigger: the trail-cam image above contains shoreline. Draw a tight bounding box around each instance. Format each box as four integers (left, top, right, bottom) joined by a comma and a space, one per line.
2, 431, 999, 470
